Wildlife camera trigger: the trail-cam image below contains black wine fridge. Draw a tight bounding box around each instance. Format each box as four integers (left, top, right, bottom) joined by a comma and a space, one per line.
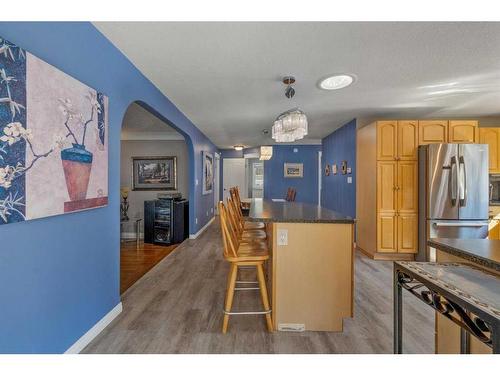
144, 199, 189, 245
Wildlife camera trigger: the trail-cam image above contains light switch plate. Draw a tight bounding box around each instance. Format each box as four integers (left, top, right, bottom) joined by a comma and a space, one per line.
277, 229, 288, 245
347, 176, 352, 184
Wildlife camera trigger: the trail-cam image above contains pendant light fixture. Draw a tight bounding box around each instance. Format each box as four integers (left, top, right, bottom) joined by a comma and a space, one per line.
271, 76, 308, 143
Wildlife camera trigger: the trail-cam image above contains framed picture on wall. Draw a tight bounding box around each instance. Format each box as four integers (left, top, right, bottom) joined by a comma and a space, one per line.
132, 156, 177, 191
202, 151, 214, 195
284, 163, 303, 178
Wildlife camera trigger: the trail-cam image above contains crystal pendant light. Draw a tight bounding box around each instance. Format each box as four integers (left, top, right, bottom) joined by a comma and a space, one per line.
271, 77, 308, 143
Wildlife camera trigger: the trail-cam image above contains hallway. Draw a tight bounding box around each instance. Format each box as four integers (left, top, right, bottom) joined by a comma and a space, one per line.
83, 221, 434, 354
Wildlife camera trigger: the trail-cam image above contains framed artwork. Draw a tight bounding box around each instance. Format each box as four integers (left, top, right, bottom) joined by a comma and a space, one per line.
284, 163, 303, 178
332, 164, 338, 175
0, 35, 108, 225
341, 160, 348, 175
325, 164, 330, 176
132, 156, 177, 191
202, 151, 213, 195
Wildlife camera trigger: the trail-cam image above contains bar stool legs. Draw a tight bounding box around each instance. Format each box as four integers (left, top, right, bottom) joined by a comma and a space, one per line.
256, 263, 273, 332
222, 262, 273, 334
222, 264, 238, 333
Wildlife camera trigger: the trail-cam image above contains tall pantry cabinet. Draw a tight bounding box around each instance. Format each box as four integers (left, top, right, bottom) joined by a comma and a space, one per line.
357, 120, 479, 260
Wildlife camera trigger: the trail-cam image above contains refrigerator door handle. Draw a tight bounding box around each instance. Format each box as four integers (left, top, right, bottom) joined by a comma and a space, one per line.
433, 222, 486, 227
450, 156, 457, 206
459, 156, 467, 207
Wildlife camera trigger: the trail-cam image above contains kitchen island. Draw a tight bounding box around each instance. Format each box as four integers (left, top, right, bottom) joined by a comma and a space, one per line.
248, 199, 355, 332
427, 238, 500, 354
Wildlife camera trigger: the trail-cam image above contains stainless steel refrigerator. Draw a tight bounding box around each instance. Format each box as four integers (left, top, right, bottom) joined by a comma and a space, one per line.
418, 143, 489, 261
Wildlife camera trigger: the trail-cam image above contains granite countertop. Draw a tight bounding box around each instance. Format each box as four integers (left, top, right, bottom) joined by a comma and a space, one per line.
396, 261, 500, 319
428, 238, 500, 272
247, 198, 355, 224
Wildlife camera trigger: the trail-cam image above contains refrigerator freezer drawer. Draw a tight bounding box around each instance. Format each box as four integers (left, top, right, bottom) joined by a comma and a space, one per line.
425, 220, 489, 261
429, 220, 489, 238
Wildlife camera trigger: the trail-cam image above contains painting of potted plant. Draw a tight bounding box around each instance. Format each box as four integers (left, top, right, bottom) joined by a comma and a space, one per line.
0, 35, 108, 225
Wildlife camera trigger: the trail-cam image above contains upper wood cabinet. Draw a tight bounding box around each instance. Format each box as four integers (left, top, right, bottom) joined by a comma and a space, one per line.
479, 127, 500, 173
419, 120, 448, 144
398, 121, 418, 160
377, 120, 418, 160
448, 120, 479, 143
377, 121, 397, 160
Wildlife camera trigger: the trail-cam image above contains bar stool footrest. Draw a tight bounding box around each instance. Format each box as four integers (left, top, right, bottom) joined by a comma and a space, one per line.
223, 309, 272, 316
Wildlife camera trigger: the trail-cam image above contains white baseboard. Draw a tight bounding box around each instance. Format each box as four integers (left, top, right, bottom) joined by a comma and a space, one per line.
65, 302, 123, 354
121, 232, 144, 239
189, 216, 215, 239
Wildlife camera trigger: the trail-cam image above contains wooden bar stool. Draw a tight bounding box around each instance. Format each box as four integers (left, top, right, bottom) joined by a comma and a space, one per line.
218, 201, 273, 333
230, 187, 265, 230
227, 197, 267, 243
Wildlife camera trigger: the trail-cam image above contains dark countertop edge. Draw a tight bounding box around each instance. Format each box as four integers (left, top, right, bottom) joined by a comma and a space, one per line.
427, 239, 500, 272
246, 217, 355, 224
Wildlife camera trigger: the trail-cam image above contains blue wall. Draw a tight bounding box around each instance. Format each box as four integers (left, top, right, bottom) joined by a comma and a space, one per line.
0, 22, 218, 353
321, 119, 356, 218
264, 145, 321, 204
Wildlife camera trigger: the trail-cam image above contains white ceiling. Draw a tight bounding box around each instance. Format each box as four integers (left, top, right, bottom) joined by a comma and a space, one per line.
121, 102, 184, 141
95, 22, 500, 148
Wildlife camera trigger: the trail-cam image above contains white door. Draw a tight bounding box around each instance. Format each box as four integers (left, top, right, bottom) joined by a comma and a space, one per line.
223, 158, 246, 202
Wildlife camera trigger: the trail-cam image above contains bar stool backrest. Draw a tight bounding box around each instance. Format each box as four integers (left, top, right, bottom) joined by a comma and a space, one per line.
229, 187, 244, 220
218, 201, 239, 259
227, 197, 244, 234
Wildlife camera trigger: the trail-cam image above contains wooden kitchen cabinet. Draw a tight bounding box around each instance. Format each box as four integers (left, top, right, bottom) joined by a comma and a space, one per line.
377, 161, 397, 212
397, 161, 418, 213
397, 213, 418, 253
377, 213, 397, 253
488, 219, 500, 239
479, 127, 500, 173
448, 120, 479, 143
418, 120, 448, 144
377, 121, 418, 160
397, 121, 418, 160
376, 121, 397, 160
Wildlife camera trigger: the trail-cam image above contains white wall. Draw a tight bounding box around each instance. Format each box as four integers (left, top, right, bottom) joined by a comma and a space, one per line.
120, 140, 188, 235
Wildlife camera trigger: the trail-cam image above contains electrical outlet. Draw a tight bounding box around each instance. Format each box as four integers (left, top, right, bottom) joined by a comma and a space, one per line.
211, 207, 214, 213
195, 218, 198, 224
195, 179, 199, 186
277, 229, 288, 245
347, 176, 352, 184
206, 211, 209, 217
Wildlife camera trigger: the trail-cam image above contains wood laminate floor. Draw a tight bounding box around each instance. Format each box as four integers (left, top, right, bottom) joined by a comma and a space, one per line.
85, 221, 434, 354
120, 240, 178, 294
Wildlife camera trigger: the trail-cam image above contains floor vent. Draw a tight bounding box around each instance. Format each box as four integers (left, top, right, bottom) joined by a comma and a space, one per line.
278, 323, 305, 332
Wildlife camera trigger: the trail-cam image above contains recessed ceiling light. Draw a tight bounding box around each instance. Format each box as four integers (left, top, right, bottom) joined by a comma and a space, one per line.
319, 74, 354, 90
233, 145, 244, 151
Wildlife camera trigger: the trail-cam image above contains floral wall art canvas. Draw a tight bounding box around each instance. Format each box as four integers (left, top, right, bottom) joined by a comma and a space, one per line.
0, 36, 108, 225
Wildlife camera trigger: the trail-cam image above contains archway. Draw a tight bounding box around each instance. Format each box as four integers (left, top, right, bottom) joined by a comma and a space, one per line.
119, 101, 193, 294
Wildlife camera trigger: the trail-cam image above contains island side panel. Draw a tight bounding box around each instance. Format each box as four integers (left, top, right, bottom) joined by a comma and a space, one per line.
435, 249, 497, 354
273, 222, 354, 331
